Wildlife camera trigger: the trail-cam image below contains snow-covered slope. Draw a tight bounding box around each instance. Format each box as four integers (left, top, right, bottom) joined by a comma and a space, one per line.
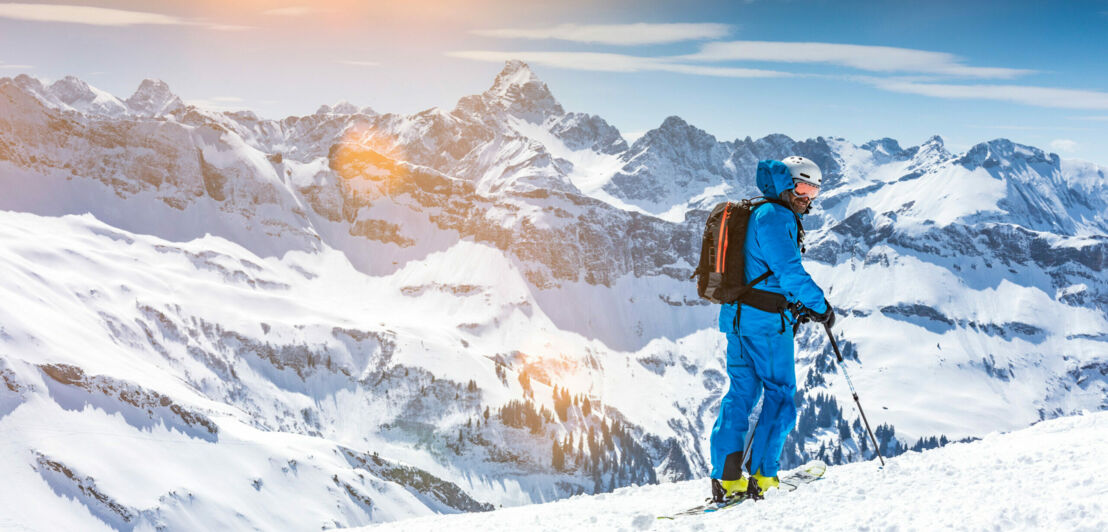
358, 411, 1108, 531
1, 61, 1106, 529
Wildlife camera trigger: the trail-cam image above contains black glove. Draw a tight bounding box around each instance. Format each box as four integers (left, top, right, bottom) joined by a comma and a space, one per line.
811, 299, 836, 329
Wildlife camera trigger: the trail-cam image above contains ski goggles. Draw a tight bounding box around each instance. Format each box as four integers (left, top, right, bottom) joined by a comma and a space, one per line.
792, 180, 820, 199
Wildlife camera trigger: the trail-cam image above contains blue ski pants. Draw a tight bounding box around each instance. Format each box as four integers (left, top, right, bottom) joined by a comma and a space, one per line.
709, 331, 797, 478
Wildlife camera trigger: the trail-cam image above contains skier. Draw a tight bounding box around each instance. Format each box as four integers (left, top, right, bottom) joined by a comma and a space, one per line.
709, 156, 835, 502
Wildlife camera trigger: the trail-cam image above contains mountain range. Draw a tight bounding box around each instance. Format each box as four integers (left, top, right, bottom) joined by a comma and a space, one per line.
0, 60, 1105, 529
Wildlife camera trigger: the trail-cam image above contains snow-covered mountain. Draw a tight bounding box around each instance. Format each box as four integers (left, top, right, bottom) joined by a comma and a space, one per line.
0, 61, 1106, 529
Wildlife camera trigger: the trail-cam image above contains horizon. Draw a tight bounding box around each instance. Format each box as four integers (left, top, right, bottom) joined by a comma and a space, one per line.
2, 0, 1107, 164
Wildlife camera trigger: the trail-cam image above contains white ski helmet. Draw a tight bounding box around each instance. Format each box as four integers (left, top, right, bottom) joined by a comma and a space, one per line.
782, 156, 822, 187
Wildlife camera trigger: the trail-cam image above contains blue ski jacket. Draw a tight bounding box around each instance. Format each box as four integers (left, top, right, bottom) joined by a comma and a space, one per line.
718, 160, 828, 336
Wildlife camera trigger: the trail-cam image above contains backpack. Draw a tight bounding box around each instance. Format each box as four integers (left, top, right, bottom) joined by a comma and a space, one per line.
691, 198, 803, 304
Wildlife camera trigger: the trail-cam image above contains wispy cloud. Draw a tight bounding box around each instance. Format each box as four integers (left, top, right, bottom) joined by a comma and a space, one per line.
472, 23, 731, 46
262, 7, 324, 17
967, 124, 1092, 132
1049, 139, 1078, 153
335, 60, 381, 67
0, 61, 33, 70
1070, 115, 1108, 121
448, 51, 792, 78
209, 96, 244, 103
0, 3, 182, 26
682, 41, 1032, 79
866, 78, 1108, 109
207, 24, 253, 31
0, 3, 245, 30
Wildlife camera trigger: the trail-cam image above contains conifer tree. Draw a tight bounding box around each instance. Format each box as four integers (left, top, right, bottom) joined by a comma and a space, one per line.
551, 438, 564, 471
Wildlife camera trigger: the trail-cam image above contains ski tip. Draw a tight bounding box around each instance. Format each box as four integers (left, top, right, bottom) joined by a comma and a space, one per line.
804, 460, 829, 476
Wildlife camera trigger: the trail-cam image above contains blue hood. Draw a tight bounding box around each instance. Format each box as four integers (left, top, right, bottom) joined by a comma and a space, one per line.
756, 159, 794, 199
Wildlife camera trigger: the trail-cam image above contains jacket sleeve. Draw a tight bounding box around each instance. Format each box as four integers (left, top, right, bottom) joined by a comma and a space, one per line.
754, 206, 828, 313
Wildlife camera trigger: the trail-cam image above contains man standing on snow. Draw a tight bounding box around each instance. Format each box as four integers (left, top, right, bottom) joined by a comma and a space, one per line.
709, 156, 835, 502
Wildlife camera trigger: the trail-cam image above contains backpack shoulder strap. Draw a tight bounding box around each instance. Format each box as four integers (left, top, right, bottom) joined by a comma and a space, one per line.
751, 196, 805, 252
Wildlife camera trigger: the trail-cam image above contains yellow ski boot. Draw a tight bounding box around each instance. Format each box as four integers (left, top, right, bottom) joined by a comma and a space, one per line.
750, 471, 779, 499
710, 477, 748, 503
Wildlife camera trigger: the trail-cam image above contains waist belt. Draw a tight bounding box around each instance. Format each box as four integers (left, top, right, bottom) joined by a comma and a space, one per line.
740, 288, 788, 314
734, 286, 793, 334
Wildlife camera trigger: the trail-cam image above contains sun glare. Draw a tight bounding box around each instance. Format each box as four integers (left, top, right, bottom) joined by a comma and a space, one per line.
329, 121, 408, 200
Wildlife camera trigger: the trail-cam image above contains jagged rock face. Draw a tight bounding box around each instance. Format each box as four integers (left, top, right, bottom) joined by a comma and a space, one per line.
48, 76, 129, 117
952, 139, 1107, 235
861, 137, 909, 164
550, 112, 628, 154
0, 76, 319, 254
315, 101, 370, 115
601, 125, 864, 213
604, 116, 737, 211
126, 78, 184, 116
481, 59, 565, 122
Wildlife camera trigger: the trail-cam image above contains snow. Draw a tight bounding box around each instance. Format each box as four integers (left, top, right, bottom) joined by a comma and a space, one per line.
508, 117, 621, 193
356, 411, 1108, 531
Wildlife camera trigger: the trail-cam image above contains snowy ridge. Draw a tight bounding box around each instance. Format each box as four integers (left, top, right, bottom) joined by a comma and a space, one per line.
359, 411, 1108, 531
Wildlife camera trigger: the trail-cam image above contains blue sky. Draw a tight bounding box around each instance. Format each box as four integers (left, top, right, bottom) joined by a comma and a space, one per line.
2, 0, 1107, 164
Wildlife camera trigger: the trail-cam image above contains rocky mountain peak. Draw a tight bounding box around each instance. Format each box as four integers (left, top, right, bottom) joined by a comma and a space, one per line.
3, 75, 126, 116
8, 74, 50, 102
861, 137, 910, 164
48, 76, 93, 103
126, 78, 184, 116
489, 60, 539, 92
908, 134, 950, 161
659, 115, 689, 130
862, 137, 904, 156
315, 101, 367, 115
751, 133, 797, 156
480, 60, 564, 122
631, 116, 717, 151
958, 138, 1056, 170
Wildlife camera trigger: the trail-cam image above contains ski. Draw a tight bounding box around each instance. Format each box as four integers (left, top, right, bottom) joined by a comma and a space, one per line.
657, 460, 827, 520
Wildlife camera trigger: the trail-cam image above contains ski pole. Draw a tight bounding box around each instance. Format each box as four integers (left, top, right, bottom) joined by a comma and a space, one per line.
824, 323, 885, 467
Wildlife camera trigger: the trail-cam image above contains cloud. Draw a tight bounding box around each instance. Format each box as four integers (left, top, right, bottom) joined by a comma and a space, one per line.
335, 60, 381, 67
682, 41, 1032, 79
0, 3, 244, 30
968, 124, 1092, 132
0, 61, 33, 70
262, 7, 323, 17
207, 24, 253, 31
1070, 115, 1108, 121
447, 50, 792, 78
866, 78, 1108, 109
1049, 139, 1078, 153
472, 23, 730, 46
0, 3, 185, 25
209, 96, 244, 103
